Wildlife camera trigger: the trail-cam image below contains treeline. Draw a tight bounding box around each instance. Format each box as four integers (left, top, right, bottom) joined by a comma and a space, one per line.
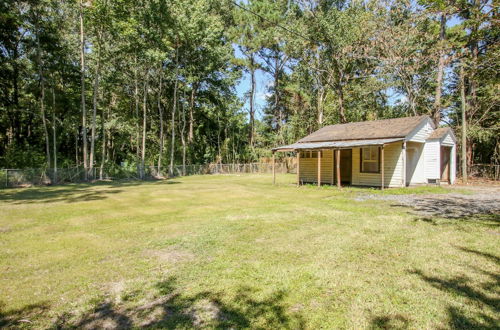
0, 0, 498, 177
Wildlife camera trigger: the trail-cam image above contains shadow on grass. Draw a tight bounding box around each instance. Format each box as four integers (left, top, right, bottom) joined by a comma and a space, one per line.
54, 277, 304, 329
390, 195, 499, 225
0, 301, 49, 328
369, 314, 409, 329
410, 247, 500, 329
0, 180, 181, 204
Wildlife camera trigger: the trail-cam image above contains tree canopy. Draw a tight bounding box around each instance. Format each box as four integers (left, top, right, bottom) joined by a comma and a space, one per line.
0, 0, 498, 175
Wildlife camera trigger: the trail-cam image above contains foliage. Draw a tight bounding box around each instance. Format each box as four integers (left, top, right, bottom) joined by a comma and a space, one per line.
0, 0, 497, 171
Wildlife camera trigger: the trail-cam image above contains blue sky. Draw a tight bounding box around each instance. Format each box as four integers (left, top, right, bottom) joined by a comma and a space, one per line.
233, 46, 270, 119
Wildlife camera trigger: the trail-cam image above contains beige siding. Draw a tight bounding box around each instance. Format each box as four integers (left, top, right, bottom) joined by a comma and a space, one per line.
299, 144, 404, 187
351, 142, 404, 187
299, 149, 334, 184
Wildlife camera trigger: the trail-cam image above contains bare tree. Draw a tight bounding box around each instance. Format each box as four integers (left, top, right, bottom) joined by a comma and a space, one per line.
169, 47, 179, 177
90, 36, 101, 179
141, 71, 148, 179
79, 0, 88, 180
433, 13, 446, 126
157, 64, 164, 174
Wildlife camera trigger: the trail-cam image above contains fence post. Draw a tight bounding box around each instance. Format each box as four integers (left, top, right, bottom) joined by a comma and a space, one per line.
5, 170, 8, 188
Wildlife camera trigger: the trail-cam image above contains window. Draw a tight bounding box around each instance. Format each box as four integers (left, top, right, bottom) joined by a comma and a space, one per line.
360, 146, 380, 173
300, 151, 322, 158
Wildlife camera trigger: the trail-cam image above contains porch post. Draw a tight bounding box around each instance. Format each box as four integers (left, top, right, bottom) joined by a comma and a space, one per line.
296, 151, 300, 186
317, 150, 321, 187
381, 145, 385, 190
272, 151, 276, 185
336, 149, 341, 188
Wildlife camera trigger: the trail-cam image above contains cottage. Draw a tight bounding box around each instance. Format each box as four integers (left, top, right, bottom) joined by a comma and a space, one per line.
272, 115, 456, 189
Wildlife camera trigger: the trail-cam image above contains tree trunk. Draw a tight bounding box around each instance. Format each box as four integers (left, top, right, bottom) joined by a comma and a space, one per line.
80, 0, 88, 180
249, 55, 256, 146
52, 86, 57, 184
134, 56, 140, 178
100, 93, 110, 180
141, 72, 148, 179
317, 88, 324, 126
460, 59, 467, 183
75, 129, 79, 166
35, 14, 51, 170
169, 48, 179, 177
337, 83, 346, 123
433, 13, 446, 126
274, 53, 281, 131
90, 46, 101, 180
158, 65, 164, 174
188, 83, 197, 143
180, 91, 187, 176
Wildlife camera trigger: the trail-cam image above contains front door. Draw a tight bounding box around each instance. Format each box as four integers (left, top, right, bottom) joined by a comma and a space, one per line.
440, 146, 451, 183
340, 149, 352, 184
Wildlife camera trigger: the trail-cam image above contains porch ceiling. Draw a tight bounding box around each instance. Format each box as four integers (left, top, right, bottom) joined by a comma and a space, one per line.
272, 138, 404, 152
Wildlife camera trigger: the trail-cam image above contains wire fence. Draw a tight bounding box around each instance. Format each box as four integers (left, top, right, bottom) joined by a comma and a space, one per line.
0, 163, 294, 188
468, 164, 500, 181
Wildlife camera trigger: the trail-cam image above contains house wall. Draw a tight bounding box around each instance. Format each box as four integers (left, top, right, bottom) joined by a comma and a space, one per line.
424, 140, 440, 180
406, 142, 426, 184
407, 118, 434, 142
298, 149, 334, 184
442, 133, 454, 146
450, 145, 456, 184
351, 142, 404, 188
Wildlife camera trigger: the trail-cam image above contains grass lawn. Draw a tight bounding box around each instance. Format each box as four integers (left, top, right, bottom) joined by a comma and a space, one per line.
0, 174, 498, 329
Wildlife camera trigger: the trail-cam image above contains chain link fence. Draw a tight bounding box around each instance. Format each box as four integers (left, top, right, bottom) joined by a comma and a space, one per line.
468, 164, 500, 181
0, 163, 294, 188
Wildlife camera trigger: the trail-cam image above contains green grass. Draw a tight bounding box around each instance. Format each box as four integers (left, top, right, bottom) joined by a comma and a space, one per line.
0, 174, 498, 329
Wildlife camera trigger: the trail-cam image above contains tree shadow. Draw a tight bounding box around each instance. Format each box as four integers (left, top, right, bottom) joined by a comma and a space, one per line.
390, 195, 500, 225
409, 246, 500, 329
54, 276, 304, 329
0, 301, 49, 328
0, 180, 181, 204
369, 314, 409, 329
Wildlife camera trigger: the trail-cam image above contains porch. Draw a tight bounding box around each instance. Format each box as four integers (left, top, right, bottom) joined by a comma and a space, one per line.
272, 139, 406, 190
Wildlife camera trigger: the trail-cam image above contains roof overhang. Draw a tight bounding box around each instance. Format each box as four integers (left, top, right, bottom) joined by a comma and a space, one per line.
272, 138, 404, 152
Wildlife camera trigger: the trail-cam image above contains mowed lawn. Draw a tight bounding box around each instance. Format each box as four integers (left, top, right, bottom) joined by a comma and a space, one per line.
0, 175, 498, 329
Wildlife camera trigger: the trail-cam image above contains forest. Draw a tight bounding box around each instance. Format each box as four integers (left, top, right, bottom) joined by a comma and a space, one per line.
0, 0, 498, 179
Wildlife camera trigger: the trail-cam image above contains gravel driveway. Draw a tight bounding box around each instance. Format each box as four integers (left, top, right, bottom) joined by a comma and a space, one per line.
356, 185, 500, 220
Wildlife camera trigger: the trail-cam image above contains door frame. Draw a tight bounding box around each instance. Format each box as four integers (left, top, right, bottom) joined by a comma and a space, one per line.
440, 146, 451, 183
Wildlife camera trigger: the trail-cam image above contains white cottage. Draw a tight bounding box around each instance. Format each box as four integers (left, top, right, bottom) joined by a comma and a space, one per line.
272, 115, 456, 188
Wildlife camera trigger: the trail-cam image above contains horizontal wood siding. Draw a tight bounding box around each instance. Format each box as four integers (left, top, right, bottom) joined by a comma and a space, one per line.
407, 119, 433, 142
351, 142, 403, 187
424, 140, 440, 179
406, 142, 426, 184
442, 133, 454, 146
299, 149, 334, 184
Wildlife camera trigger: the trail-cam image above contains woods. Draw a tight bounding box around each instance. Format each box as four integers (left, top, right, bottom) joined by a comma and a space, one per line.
0, 0, 498, 179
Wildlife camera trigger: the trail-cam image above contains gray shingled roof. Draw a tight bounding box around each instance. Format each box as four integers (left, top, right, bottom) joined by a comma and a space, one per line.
427, 127, 452, 140
272, 138, 404, 151
298, 115, 431, 143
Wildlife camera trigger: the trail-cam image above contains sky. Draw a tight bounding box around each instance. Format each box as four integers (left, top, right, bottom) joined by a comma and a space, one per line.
233, 45, 271, 120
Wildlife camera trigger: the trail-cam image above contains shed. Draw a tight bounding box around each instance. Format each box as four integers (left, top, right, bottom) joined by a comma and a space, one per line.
272, 115, 456, 188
